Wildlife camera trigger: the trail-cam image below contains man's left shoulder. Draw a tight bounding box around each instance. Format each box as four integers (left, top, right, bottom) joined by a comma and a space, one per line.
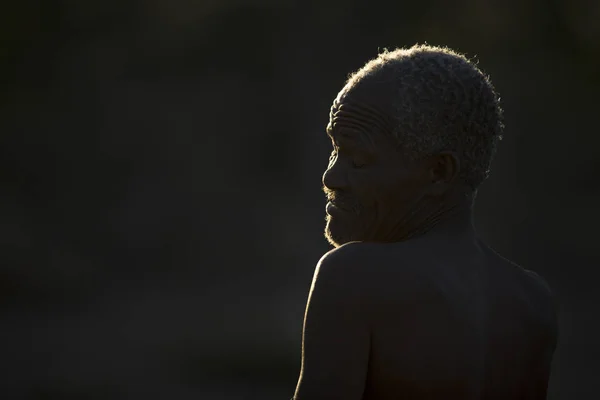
317, 241, 400, 278
316, 242, 419, 295
315, 242, 374, 284
521, 268, 559, 332
320, 241, 379, 264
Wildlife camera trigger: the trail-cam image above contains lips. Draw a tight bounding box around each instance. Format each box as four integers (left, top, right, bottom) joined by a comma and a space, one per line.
326, 199, 352, 215
326, 201, 339, 215
325, 191, 357, 215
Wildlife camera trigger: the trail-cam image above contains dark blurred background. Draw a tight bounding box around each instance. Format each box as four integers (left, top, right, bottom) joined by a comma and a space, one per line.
0, 0, 598, 399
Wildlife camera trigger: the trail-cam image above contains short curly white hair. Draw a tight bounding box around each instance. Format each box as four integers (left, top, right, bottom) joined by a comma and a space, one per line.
338, 44, 504, 190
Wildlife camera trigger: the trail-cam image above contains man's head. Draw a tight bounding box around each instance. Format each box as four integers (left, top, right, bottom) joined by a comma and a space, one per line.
323, 44, 504, 247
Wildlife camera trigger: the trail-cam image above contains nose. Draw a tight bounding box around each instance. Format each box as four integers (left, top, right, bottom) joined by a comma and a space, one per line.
322, 159, 346, 191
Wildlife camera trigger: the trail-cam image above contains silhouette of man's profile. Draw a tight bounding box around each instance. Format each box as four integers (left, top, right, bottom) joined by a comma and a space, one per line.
293, 45, 558, 400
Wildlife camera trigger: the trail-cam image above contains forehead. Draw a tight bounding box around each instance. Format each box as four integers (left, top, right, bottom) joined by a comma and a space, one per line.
328, 90, 396, 142
327, 113, 399, 159
335, 76, 396, 111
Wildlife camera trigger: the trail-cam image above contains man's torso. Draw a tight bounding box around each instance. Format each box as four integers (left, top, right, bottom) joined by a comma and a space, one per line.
351, 236, 557, 399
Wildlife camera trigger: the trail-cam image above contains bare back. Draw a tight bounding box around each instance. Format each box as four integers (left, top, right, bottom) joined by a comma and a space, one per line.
362, 236, 558, 399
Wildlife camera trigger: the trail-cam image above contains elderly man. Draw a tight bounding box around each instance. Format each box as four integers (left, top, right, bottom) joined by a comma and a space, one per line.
293, 45, 558, 400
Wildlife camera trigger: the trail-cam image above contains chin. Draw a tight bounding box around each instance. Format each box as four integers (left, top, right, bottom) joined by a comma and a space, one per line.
324, 216, 358, 248
325, 230, 344, 248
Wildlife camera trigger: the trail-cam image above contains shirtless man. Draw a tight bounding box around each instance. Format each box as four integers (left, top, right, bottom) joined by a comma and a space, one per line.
293, 45, 558, 399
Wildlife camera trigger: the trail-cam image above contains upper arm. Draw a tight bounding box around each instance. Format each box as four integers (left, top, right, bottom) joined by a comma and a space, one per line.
294, 244, 372, 400
538, 279, 559, 399
526, 328, 557, 400
524, 270, 559, 398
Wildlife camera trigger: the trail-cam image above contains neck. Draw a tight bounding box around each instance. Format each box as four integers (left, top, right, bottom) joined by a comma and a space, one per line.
387, 190, 476, 243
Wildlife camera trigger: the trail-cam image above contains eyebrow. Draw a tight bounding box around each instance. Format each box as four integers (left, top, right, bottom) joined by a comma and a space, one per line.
327, 127, 375, 152
327, 126, 355, 141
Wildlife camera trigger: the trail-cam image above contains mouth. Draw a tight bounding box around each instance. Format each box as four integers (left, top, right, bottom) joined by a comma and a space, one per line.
326, 201, 348, 215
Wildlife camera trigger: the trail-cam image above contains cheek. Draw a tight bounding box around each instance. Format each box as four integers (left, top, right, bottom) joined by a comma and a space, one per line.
357, 172, 421, 213
352, 171, 393, 205
348, 173, 378, 206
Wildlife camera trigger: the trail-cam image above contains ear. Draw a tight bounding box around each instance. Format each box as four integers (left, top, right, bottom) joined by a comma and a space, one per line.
427, 151, 460, 196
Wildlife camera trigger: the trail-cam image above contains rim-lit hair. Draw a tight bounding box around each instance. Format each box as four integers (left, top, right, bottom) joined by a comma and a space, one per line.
340, 44, 504, 190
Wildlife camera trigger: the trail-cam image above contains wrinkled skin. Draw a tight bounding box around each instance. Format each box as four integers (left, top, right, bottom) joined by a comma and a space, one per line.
323, 80, 467, 247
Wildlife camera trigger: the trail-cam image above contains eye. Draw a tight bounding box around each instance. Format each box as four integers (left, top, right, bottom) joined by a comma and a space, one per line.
352, 158, 366, 168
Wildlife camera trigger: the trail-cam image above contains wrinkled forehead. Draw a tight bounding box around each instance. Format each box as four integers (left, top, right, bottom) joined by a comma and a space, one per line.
329, 79, 397, 137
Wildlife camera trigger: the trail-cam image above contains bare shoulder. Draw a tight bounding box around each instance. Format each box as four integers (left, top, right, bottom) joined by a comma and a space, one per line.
318, 241, 414, 276
313, 242, 380, 294
522, 267, 559, 327
318, 241, 380, 271
522, 268, 555, 301
486, 245, 558, 330
315, 241, 423, 303
489, 245, 556, 306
